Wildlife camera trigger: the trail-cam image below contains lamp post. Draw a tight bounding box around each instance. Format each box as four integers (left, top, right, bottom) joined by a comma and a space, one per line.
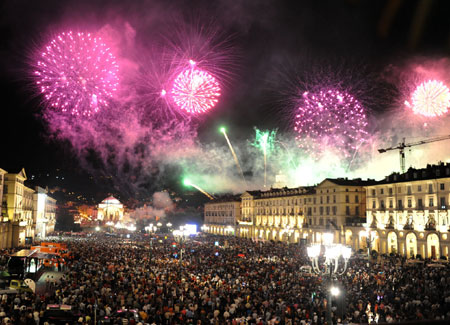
307, 232, 351, 325
173, 226, 188, 264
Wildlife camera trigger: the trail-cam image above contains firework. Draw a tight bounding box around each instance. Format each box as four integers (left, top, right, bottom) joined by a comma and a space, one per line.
405, 80, 450, 117
170, 60, 221, 114
183, 178, 214, 200
34, 31, 119, 117
294, 89, 368, 159
220, 127, 247, 186
252, 128, 277, 187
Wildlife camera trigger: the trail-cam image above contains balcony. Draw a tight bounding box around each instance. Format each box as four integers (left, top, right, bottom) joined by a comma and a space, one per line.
345, 217, 365, 227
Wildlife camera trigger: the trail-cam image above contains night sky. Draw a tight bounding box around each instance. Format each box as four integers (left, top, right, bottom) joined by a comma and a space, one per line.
1, 0, 450, 203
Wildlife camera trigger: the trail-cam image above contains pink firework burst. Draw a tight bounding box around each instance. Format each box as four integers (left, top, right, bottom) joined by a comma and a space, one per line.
170, 61, 221, 114
405, 80, 450, 117
34, 31, 119, 117
294, 89, 368, 158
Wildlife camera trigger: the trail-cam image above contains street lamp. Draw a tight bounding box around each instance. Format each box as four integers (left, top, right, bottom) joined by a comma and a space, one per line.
173, 227, 189, 264
307, 232, 351, 325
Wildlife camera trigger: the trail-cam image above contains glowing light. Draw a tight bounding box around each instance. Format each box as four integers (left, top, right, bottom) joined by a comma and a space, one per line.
252, 128, 277, 187
219, 126, 226, 133
220, 127, 247, 186
294, 89, 368, 159
406, 80, 450, 117
34, 31, 119, 117
183, 178, 214, 200
171, 64, 221, 114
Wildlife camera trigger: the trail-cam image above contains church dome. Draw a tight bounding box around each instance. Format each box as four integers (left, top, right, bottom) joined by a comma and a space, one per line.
101, 196, 121, 205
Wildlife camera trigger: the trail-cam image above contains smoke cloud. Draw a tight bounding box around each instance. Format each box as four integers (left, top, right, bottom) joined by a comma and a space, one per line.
24, 1, 450, 199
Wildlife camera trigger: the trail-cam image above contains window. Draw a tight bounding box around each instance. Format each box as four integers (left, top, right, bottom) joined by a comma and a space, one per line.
355, 195, 359, 203
398, 187, 401, 193
389, 188, 393, 195
313, 198, 316, 204
440, 183, 445, 190
326, 207, 330, 215
418, 199, 423, 208
398, 199, 403, 209
380, 188, 384, 195
418, 185, 422, 192
355, 206, 359, 216
408, 199, 412, 208
320, 197, 323, 204
319, 207, 324, 215
326, 196, 329, 203
440, 197, 446, 208
372, 200, 376, 209
372, 189, 375, 196
389, 199, 393, 208
428, 184, 433, 194
332, 206, 337, 215
333, 195, 336, 203
346, 188, 349, 192
429, 198, 434, 207
380, 200, 385, 208
319, 218, 323, 226
346, 206, 350, 215
345, 195, 349, 203
307, 208, 312, 216
407, 186, 412, 195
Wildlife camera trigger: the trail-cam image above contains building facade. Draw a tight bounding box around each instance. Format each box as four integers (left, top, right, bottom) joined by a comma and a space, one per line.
203, 196, 241, 235
203, 178, 376, 254
1, 169, 35, 247
0, 168, 8, 249
97, 196, 124, 223
33, 186, 57, 239
236, 179, 372, 247
366, 164, 450, 259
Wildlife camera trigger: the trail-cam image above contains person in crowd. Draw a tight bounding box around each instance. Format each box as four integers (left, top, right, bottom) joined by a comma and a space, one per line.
0, 233, 449, 324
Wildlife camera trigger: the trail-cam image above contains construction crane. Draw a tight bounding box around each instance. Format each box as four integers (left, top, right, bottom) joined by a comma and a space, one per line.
378, 134, 450, 173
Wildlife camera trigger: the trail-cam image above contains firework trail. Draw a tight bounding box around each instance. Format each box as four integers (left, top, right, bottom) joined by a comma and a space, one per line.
170, 60, 221, 114
252, 128, 277, 188
294, 89, 368, 160
405, 80, 450, 117
183, 178, 214, 200
275, 140, 296, 170
220, 127, 247, 187
34, 31, 119, 117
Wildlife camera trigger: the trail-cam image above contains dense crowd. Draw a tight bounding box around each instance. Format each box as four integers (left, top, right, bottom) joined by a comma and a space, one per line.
1, 234, 449, 324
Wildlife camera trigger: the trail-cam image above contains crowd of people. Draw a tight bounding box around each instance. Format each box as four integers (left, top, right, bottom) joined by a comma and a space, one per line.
0, 233, 449, 324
